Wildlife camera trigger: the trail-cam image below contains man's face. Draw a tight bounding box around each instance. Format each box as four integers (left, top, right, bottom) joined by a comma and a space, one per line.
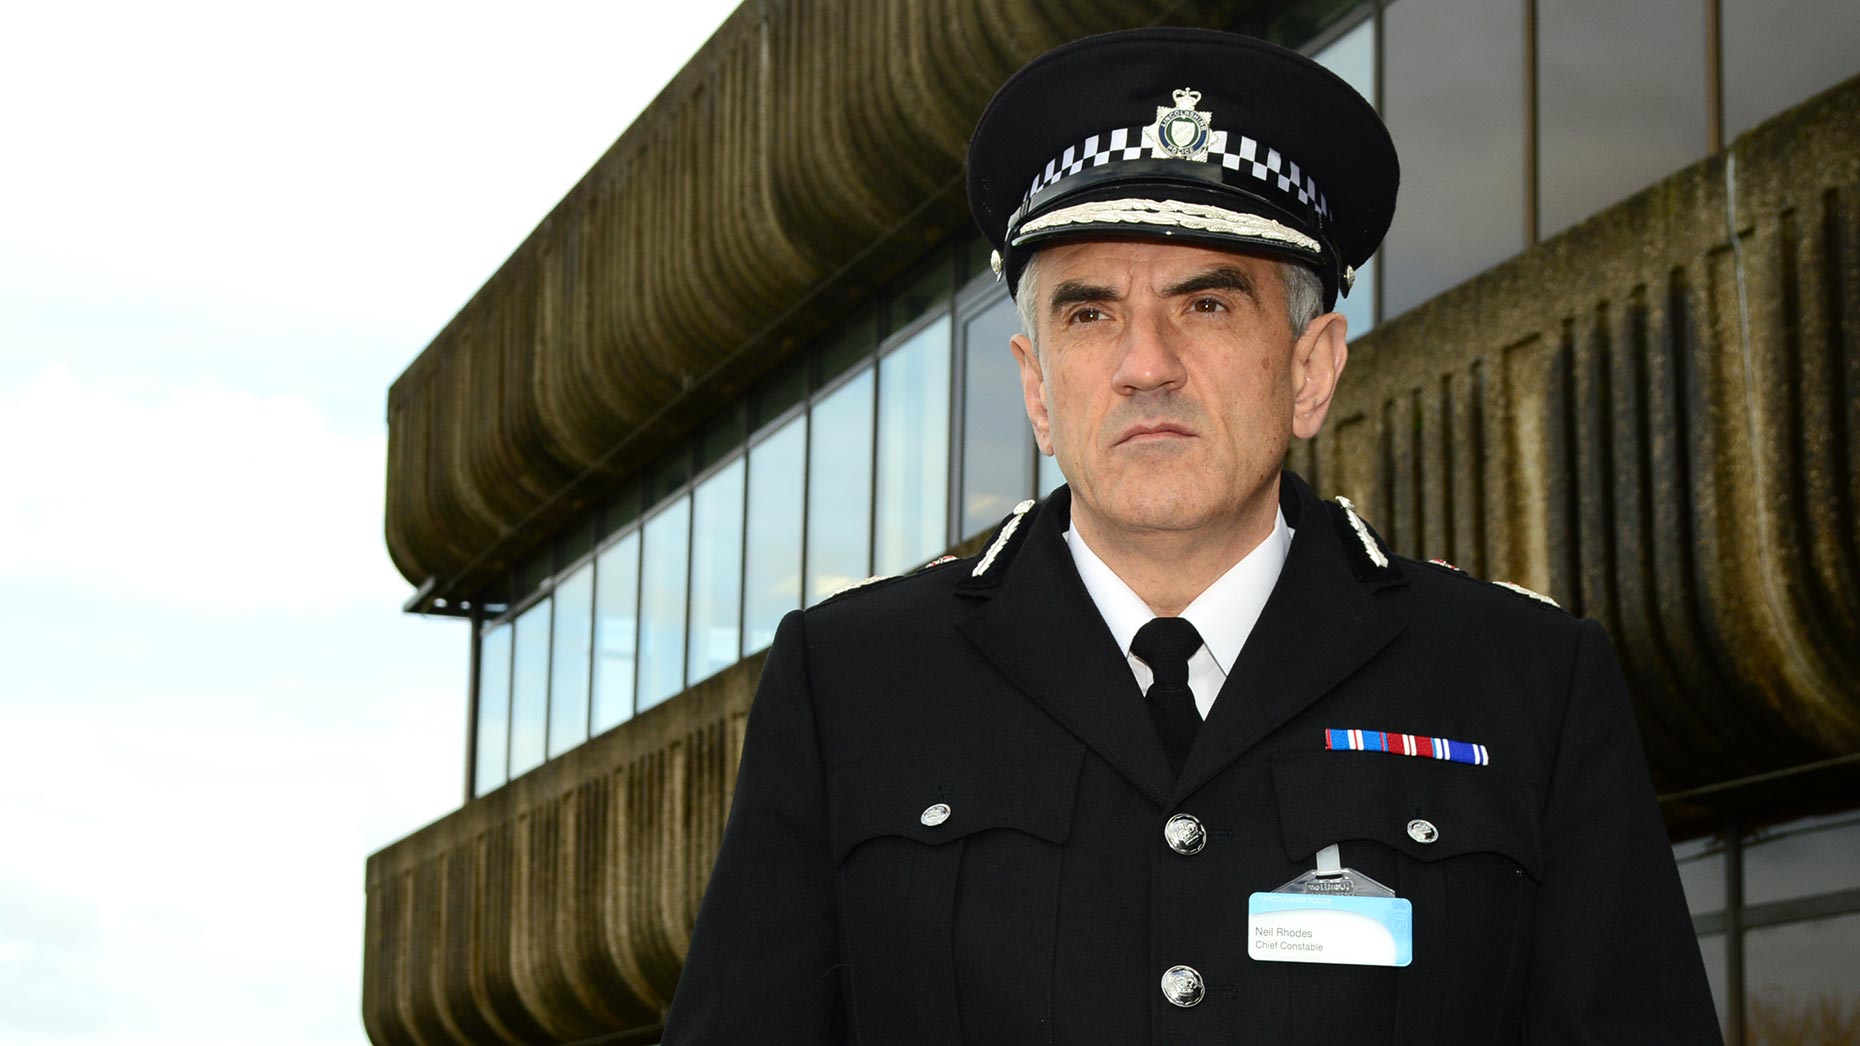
1009, 239, 1344, 543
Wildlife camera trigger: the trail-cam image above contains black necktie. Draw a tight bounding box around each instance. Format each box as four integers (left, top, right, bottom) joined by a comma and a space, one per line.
1131, 617, 1204, 776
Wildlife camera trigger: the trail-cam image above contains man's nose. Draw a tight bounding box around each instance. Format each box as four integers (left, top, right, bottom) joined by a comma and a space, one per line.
1111, 307, 1188, 393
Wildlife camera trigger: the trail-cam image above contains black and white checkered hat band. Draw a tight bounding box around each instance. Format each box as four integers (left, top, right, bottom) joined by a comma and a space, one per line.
1024, 125, 1331, 222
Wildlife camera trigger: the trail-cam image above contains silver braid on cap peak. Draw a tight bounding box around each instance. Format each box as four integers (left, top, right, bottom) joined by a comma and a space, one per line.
1014, 198, 1323, 255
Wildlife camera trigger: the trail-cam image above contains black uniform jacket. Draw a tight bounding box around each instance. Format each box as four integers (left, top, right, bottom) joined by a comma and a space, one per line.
663, 473, 1720, 1045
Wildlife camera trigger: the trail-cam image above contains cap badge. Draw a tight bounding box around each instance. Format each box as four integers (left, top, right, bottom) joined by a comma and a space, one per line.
1146, 87, 1214, 162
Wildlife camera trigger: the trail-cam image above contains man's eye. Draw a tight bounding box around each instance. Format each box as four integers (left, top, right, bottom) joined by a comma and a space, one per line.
1191, 296, 1227, 313
1068, 306, 1105, 324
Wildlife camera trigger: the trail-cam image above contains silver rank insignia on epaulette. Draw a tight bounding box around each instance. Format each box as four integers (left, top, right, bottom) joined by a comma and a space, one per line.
1493, 580, 1561, 608
972, 499, 1036, 578
826, 574, 891, 599
1145, 88, 1214, 161
1333, 496, 1389, 569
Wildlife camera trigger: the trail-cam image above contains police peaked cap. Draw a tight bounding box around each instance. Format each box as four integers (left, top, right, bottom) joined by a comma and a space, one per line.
968, 28, 1399, 311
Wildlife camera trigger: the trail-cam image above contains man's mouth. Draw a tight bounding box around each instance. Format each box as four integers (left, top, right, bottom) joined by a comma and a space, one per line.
1114, 421, 1196, 446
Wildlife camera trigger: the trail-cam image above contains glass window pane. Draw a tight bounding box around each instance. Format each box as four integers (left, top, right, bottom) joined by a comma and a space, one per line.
649, 448, 691, 506
698, 410, 745, 472
744, 415, 806, 655
806, 368, 875, 603
1673, 835, 1728, 916
1382, 0, 1526, 317
818, 307, 877, 386
1694, 932, 1730, 1037
507, 598, 552, 778
1314, 14, 1375, 104
753, 356, 807, 430
473, 623, 513, 796
961, 292, 1035, 539
603, 480, 641, 539
1312, 15, 1379, 337
1743, 811, 1860, 906
884, 254, 951, 340
1745, 912, 1860, 1042
591, 531, 641, 733
688, 457, 746, 683
559, 517, 596, 572
1538, 0, 1708, 238
638, 498, 691, 712
517, 552, 552, 600
1724, 0, 1860, 140
956, 227, 993, 286
546, 562, 594, 758
1039, 453, 1065, 498
876, 315, 952, 574
1338, 255, 1377, 340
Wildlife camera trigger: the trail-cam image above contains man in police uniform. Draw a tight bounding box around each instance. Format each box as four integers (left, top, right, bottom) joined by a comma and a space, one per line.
664, 28, 1720, 1044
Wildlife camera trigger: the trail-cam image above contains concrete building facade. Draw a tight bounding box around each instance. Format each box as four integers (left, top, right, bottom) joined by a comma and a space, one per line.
365, 2, 1860, 1042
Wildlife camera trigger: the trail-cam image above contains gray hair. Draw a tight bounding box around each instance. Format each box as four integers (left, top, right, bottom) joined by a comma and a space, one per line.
1014, 251, 1325, 354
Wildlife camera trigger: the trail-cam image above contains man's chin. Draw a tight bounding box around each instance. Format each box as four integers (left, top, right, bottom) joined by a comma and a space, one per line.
1086, 484, 1229, 537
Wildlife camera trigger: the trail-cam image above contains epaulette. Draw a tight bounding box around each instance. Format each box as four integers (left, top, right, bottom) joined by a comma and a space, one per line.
1325, 496, 1400, 585
815, 551, 968, 607
1418, 558, 1567, 612
956, 498, 1038, 594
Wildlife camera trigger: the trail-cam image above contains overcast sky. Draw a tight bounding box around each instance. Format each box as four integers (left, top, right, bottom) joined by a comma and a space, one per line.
0, 3, 741, 1042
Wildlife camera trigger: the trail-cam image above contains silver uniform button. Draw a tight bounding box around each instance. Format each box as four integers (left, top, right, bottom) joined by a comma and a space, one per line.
1163, 813, 1206, 856
1407, 818, 1439, 844
920, 803, 951, 827
1160, 965, 1205, 1008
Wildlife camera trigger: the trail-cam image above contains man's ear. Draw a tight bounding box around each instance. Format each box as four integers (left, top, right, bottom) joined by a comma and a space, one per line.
1291, 311, 1348, 440
1010, 332, 1054, 456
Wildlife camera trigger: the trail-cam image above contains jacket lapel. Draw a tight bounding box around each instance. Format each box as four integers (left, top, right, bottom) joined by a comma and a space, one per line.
1172, 476, 1406, 802
956, 490, 1178, 806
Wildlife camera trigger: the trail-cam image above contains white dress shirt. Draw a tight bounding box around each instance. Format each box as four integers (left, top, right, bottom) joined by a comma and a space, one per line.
1064, 510, 1293, 719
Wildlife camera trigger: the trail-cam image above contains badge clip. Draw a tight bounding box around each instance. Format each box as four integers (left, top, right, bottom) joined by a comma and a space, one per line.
1270, 843, 1395, 898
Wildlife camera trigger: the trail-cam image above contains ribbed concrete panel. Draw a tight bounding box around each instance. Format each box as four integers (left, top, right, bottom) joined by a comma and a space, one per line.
383, 0, 1218, 593
1293, 74, 1860, 801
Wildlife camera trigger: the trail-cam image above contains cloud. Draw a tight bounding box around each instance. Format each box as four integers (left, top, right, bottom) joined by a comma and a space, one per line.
0, 366, 402, 611
0, 661, 464, 1045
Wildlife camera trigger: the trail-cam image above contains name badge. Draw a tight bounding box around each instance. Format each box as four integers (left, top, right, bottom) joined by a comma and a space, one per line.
1247, 892, 1413, 967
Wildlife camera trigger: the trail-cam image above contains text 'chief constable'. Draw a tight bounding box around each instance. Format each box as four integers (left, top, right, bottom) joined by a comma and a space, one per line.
663, 26, 1720, 1045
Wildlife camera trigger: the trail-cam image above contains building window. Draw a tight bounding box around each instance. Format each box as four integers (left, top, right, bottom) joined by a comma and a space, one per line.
1677, 809, 1860, 1042
546, 561, 594, 758
473, 622, 513, 795
1537, 0, 1708, 239
805, 368, 875, 603
591, 530, 641, 734
507, 597, 552, 778
687, 456, 746, 684
637, 497, 692, 712
1722, 0, 1860, 140
1675, 835, 1727, 916
1744, 912, 1860, 1040
743, 414, 806, 655
875, 315, 952, 575
1742, 811, 1860, 905
1382, 0, 1527, 318
959, 290, 1034, 539
1312, 11, 1379, 338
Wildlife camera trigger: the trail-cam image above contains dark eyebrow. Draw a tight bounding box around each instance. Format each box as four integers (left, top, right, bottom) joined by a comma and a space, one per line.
1046, 279, 1120, 317
1160, 266, 1258, 302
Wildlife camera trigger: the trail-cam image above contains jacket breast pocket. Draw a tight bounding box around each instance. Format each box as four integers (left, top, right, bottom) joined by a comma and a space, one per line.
1271, 750, 1542, 1043
828, 742, 1085, 1046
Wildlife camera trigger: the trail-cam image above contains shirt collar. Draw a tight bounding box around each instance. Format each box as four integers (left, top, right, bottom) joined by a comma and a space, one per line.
1064, 508, 1294, 674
